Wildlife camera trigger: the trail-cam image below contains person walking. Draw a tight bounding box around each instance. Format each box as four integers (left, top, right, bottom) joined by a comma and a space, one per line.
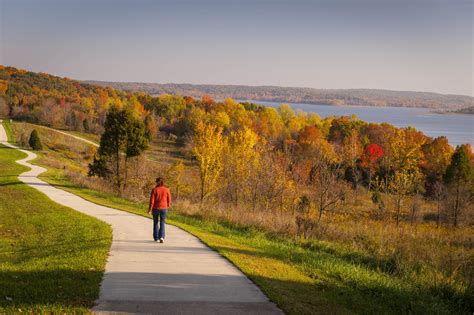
148, 177, 171, 243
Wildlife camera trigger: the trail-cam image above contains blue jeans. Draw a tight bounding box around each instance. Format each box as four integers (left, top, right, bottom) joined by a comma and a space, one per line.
152, 209, 167, 240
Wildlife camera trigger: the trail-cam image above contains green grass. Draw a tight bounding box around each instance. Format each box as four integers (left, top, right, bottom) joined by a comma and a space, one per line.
0, 144, 112, 313
2, 119, 13, 142
34, 162, 469, 314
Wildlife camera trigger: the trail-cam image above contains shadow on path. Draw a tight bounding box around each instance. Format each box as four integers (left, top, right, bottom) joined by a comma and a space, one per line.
0, 271, 282, 315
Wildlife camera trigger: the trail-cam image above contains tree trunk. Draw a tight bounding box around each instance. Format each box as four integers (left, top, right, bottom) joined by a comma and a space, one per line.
454, 180, 460, 227
124, 155, 128, 192
116, 146, 121, 194
252, 186, 257, 211
368, 168, 372, 192
318, 195, 324, 223
436, 197, 441, 228
396, 197, 401, 226
200, 174, 205, 203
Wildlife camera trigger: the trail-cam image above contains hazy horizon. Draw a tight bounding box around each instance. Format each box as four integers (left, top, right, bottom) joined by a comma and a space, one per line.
1, 0, 473, 96
84, 79, 474, 98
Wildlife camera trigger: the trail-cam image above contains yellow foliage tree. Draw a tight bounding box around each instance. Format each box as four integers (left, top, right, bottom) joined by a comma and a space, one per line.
386, 169, 423, 225
193, 122, 228, 202
390, 128, 426, 172
225, 126, 261, 206
211, 111, 231, 130
0, 80, 8, 95
167, 159, 187, 200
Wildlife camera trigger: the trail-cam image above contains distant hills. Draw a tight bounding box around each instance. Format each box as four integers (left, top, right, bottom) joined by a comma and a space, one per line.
85, 81, 473, 110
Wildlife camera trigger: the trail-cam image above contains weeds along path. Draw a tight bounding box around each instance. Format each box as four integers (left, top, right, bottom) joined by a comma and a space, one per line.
0, 120, 281, 315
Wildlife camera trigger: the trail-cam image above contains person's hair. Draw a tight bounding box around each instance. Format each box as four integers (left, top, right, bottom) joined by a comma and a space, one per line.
155, 177, 164, 186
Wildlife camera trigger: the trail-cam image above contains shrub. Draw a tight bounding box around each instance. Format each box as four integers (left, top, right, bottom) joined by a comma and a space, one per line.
28, 129, 43, 150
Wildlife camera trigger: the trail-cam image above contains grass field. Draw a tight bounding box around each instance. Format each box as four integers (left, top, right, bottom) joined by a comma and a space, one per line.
0, 144, 112, 313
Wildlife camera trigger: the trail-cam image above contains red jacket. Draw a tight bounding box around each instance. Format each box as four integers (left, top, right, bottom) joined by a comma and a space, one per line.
149, 185, 171, 210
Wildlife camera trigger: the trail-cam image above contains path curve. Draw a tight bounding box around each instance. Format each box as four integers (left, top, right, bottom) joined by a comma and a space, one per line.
0, 121, 281, 315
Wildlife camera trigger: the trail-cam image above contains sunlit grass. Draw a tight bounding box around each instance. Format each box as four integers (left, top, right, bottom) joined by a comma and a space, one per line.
0, 144, 112, 313
1, 119, 13, 142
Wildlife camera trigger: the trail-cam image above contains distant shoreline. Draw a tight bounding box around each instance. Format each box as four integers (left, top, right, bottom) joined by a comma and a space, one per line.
86, 80, 473, 111
432, 107, 474, 115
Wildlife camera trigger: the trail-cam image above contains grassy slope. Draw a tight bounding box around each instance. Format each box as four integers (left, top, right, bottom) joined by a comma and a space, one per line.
2, 119, 13, 142
36, 165, 464, 315
0, 144, 112, 313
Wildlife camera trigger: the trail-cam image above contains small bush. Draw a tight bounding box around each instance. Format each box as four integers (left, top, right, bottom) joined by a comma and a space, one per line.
28, 129, 43, 150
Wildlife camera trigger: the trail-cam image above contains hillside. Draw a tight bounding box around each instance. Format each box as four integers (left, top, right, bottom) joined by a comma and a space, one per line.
86, 81, 473, 109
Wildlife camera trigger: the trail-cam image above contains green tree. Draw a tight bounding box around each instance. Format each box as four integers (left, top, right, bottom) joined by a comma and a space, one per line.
88, 106, 148, 193
28, 129, 43, 150
443, 144, 473, 227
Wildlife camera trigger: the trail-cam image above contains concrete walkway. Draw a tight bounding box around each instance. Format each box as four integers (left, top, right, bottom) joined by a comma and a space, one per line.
0, 121, 282, 315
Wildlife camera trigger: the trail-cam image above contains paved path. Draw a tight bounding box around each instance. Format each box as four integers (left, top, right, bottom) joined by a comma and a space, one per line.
0, 121, 282, 315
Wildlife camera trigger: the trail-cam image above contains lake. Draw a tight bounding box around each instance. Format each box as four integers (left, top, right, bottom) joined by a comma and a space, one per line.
241, 100, 473, 147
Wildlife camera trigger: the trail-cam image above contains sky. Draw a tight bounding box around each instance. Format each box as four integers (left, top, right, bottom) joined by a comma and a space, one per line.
1, 0, 473, 96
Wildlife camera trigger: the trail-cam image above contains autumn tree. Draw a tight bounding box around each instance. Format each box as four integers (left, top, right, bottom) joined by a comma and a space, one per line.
40, 98, 65, 127
360, 143, 384, 190
362, 123, 396, 171
310, 154, 348, 223
167, 159, 187, 200
0, 98, 8, 118
193, 122, 227, 202
328, 116, 353, 144
201, 95, 215, 112
253, 151, 293, 212
88, 106, 148, 194
279, 104, 295, 127
211, 111, 231, 130
154, 94, 186, 121
443, 144, 473, 227
224, 127, 260, 207
297, 125, 338, 163
389, 127, 427, 172
386, 169, 422, 225
421, 136, 453, 197
295, 195, 316, 239
255, 107, 283, 139
432, 181, 444, 227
